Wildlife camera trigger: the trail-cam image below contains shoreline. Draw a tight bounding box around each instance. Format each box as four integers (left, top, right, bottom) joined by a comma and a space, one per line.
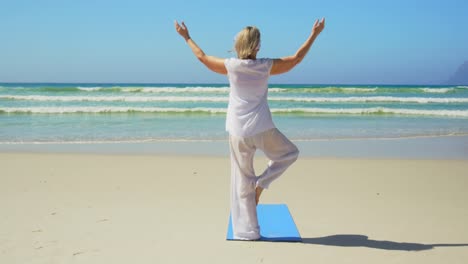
1, 135, 467, 159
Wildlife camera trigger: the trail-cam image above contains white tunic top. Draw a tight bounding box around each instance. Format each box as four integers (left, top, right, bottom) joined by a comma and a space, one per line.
224, 58, 275, 137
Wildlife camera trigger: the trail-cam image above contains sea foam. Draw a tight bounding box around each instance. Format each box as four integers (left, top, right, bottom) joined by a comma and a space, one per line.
2, 95, 468, 104
2, 106, 468, 117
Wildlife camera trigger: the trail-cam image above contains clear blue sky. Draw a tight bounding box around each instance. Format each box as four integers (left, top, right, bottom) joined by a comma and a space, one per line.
1, 0, 467, 84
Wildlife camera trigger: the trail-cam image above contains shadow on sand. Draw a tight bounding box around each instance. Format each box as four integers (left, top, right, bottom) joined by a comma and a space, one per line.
300, 234, 468, 251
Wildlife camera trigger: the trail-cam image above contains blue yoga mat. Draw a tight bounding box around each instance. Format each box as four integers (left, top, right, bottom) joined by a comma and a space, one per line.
226, 204, 302, 242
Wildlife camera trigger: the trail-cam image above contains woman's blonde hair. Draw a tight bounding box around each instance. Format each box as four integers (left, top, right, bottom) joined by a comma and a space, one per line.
234, 26, 261, 59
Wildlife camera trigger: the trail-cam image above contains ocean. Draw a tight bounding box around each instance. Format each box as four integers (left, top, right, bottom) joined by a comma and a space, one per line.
1, 83, 468, 145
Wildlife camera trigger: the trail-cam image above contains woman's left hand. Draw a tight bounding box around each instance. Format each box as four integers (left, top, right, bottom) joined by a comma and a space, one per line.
175, 21, 190, 41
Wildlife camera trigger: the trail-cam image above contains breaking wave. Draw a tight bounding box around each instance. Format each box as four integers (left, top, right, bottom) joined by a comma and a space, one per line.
2, 106, 468, 117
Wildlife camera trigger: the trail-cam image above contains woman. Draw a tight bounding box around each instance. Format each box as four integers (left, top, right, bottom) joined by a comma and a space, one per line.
175, 19, 325, 240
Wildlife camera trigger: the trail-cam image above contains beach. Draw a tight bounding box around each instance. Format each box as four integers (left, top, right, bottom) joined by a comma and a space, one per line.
1, 152, 468, 263
2, 0, 468, 262
1, 83, 468, 263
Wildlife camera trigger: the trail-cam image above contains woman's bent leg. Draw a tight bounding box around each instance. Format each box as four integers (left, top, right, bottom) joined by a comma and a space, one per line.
255, 128, 299, 190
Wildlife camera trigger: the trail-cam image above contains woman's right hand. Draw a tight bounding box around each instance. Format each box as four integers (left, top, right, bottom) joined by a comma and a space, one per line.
312, 18, 325, 36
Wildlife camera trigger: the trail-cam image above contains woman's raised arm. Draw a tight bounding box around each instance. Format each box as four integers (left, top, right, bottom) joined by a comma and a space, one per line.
270, 18, 325, 75
175, 21, 227, 75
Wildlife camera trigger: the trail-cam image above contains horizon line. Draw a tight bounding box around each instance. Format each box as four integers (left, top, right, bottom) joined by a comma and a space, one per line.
1, 81, 466, 86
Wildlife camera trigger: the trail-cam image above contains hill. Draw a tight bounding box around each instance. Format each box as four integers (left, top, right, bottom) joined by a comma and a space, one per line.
446, 61, 468, 85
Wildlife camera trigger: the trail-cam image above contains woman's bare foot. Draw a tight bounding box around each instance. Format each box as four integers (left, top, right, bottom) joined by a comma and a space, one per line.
255, 186, 264, 205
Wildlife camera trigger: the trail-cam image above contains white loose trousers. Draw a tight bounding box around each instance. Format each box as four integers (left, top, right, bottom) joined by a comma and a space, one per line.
229, 128, 299, 240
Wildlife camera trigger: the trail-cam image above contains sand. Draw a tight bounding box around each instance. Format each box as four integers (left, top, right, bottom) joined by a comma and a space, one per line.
1, 153, 467, 263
